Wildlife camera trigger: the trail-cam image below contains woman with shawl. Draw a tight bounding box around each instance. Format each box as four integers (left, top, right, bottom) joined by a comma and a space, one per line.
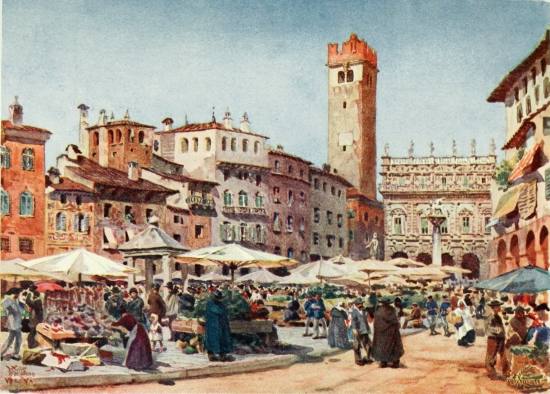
112, 307, 153, 370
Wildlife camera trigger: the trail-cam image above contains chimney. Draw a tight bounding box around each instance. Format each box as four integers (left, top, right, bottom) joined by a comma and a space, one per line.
162, 117, 174, 131
98, 109, 107, 125
66, 144, 82, 160
48, 167, 61, 184
240, 112, 250, 132
77, 104, 90, 128
128, 161, 140, 181
9, 96, 23, 125
322, 163, 331, 172
223, 109, 233, 129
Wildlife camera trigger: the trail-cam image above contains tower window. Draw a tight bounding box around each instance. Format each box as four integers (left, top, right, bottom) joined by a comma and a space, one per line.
346, 70, 354, 82
343, 101, 347, 109
338, 71, 345, 83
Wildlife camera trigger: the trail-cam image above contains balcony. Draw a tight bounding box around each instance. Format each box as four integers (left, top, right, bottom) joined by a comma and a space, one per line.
222, 205, 267, 216
186, 195, 215, 210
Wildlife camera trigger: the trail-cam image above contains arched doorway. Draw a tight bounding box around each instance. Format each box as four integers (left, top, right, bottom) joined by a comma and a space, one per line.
391, 251, 408, 259
461, 253, 480, 279
442, 253, 454, 266
510, 235, 520, 268
497, 240, 507, 274
526, 231, 536, 265
416, 253, 432, 265
540, 227, 548, 269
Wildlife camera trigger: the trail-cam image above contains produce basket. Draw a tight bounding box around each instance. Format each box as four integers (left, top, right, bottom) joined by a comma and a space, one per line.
506, 364, 550, 392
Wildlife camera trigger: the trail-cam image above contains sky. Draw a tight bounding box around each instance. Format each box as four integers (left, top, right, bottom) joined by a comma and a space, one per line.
2, 0, 549, 171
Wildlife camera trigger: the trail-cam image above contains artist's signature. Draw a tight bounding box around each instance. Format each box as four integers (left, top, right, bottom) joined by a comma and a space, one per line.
5, 364, 34, 385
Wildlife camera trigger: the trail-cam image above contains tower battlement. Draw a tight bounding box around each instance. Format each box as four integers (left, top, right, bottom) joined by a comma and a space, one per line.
327, 33, 377, 68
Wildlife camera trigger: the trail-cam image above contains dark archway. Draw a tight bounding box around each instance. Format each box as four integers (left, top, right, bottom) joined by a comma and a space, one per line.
416, 253, 432, 265
442, 253, 454, 266
510, 235, 520, 267
540, 227, 549, 269
461, 253, 480, 279
497, 240, 507, 273
526, 231, 536, 265
391, 251, 408, 259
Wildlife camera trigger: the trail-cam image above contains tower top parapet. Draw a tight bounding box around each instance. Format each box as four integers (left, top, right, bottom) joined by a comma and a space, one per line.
328, 33, 377, 68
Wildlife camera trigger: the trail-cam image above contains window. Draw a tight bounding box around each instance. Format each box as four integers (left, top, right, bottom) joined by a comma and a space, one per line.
327, 211, 333, 225
103, 203, 112, 218
273, 212, 281, 232
19, 238, 34, 253
523, 77, 528, 94
462, 216, 471, 233
173, 234, 182, 242
337, 189, 342, 198
274, 160, 280, 172
287, 248, 294, 258
138, 131, 144, 144
274, 246, 281, 255
531, 67, 537, 84
19, 192, 34, 216
348, 209, 356, 219
288, 165, 293, 174
193, 137, 199, 152
484, 217, 491, 235
255, 224, 263, 243
286, 216, 293, 232
314, 178, 320, 189
288, 190, 294, 206
535, 86, 540, 104
255, 174, 261, 186
299, 191, 305, 203
299, 217, 305, 232
116, 129, 122, 143
75, 214, 89, 233
313, 232, 320, 245
222, 137, 227, 151
174, 215, 180, 224
337, 214, 343, 228
223, 190, 233, 206
517, 103, 523, 122
124, 206, 135, 223
0, 146, 10, 168
240, 223, 247, 241
322, 182, 327, 192
313, 208, 320, 223
338, 71, 345, 83
153, 140, 159, 151
60, 194, 67, 204
346, 70, 354, 82
231, 138, 236, 151
1, 237, 9, 252
93, 132, 100, 145
542, 58, 547, 75
393, 217, 403, 235
255, 192, 264, 208
441, 177, 446, 187
327, 235, 334, 248
363, 212, 369, 222
181, 138, 189, 152
205, 137, 212, 151
463, 176, 469, 187
254, 141, 260, 153
238, 191, 248, 207
108, 129, 114, 144
348, 230, 354, 241
146, 209, 154, 222
526, 97, 532, 115
420, 218, 429, 235
223, 170, 230, 181
22, 148, 34, 171
514, 87, 519, 101
273, 187, 280, 202
545, 77, 550, 99
76, 196, 82, 206
331, 186, 335, 195
242, 139, 248, 152
343, 101, 347, 109
1, 189, 9, 215
195, 225, 204, 239
300, 251, 307, 262
55, 212, 66, 231
440, 219, 448, 234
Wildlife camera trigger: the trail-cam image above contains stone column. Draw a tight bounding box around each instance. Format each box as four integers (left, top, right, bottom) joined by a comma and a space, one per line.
432, 224, 442, 266
145, 258, 154, 290
127, 257, 135, 288
161, 254, 171, 284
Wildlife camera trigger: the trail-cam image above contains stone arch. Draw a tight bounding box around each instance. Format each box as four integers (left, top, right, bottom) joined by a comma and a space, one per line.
416, 252, 432, 265
510, 235, 520, 268
526, 230, 536, 266
442, 252, 454, 266
391, 251, 408, 259
461, 253, 480, 279
540, 226, 549, 269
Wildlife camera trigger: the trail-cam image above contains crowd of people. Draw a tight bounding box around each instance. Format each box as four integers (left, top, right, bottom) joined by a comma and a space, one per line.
1, 279, 548, 380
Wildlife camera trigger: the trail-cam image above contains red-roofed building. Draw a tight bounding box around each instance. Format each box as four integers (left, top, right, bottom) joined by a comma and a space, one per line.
487, 29, 550, 276
1, 97, 51, 260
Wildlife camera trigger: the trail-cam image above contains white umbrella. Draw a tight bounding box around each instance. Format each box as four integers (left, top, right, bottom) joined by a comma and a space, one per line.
327, 255, 354, 265
236, 269, 282, 284
18, 248, 139, 282
387, 257, 425, 268
191, 272, 231, 282
354, 259, 401, 288
0, 258, 66, 282
440, 265, 472, 274
278, 272, 322, 285
290, 260, 348, 278
372, 275, 409, 286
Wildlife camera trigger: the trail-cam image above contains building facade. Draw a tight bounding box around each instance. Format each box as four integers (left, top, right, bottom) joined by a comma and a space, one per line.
267, 147, 311, 262
379, 147, 496, 278
487, 29, 550, 276
309, 165, 351, 261
155, 112, 270, 253
1, 97, 51, 260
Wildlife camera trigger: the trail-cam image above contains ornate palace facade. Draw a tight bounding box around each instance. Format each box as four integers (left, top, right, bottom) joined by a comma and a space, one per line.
379, 144, 496, 278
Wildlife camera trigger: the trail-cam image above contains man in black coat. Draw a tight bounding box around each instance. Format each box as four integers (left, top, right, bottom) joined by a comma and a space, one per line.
25, 285, 43, 348
372, 296, 404, 368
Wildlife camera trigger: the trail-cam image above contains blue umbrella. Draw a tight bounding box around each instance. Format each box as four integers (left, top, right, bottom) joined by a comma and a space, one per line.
475, 265, 550, 294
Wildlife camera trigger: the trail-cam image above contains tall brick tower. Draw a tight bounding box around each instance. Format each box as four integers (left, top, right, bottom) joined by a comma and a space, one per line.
327, 33, 377, 199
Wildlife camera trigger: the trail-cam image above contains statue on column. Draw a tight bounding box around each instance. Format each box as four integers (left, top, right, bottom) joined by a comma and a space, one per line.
366, 232, 380, 260
470, 139, 477, 156
452, 140, 457, 156
489, 138, 496, 156
408, 140, 415, 157
429, 141, 435, 156
384, 143, 390, 157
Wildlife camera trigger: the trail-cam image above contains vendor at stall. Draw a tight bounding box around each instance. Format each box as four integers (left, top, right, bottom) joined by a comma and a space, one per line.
177, 287, 196, 316
111, 306, 153, 370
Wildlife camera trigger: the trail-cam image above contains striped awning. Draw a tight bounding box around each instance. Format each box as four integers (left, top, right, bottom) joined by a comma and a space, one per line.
508, 141, 544, 182
493, 183, 526, 219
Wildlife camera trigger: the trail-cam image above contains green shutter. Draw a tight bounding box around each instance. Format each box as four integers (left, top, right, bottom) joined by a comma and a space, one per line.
546, 168, 550, 200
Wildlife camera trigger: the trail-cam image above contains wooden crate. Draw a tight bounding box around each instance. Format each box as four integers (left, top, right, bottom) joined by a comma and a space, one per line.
36, 323, 76, 341
171, 318, 205, 335
230, 319, 273, 334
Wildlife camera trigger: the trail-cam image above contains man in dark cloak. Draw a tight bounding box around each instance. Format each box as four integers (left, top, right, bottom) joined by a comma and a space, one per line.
126, 288, 146, 325
25, 285, 43, 348
112, 307, 153, 371
204, 290, 234, 362
372, 296, 404, 368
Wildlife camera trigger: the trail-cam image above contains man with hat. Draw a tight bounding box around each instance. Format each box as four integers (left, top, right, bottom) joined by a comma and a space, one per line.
372, 296, 404, 368
126, 287, 146, 326
527, 303, 550, 349
507, 305, 528, 348
485, 299, 508, 379
350, 298, 373, 365
147, 283, 166, 321
25, 284, 44, 348
426, 295, 439, 335
402, 302, 422, 329
204, 290, 234, 362
311, 293, 327, 339
1, 288, 23, 360
303, 293, 316, 337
